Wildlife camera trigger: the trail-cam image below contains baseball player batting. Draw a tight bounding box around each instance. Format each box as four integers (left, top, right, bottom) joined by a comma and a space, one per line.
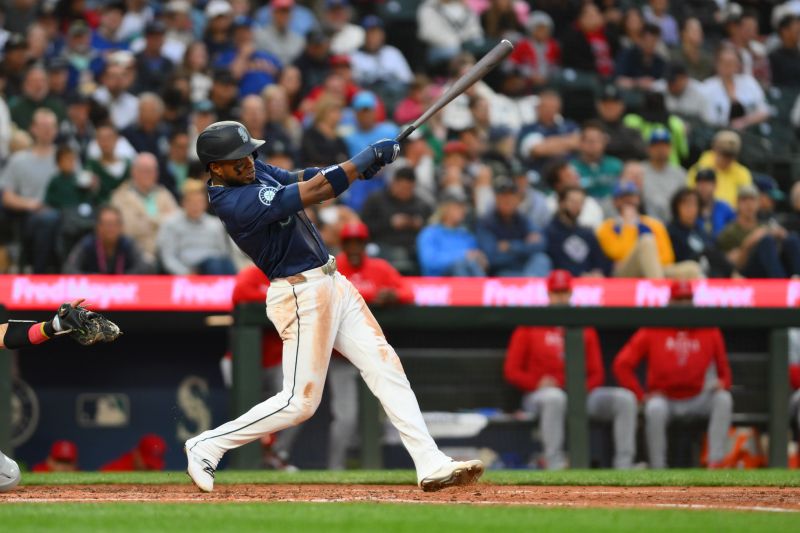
185, 122, 483, 492
0, 301, 121, 492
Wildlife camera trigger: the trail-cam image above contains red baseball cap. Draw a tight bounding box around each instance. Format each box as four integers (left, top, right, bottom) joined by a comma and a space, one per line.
670, 279, 694, 301
329, 54, 351, 67
271, 0, 294, 9
340, 221, 369, 240
50, 440, 78, 462
547, 269, 573, 293
138, 434, 167, 471
443, 140, 468, 155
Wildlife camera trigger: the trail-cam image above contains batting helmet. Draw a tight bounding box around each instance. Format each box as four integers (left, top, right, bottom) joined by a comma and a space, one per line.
196, 120, 265, 169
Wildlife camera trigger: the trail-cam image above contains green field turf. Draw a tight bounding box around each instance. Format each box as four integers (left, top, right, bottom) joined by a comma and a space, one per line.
17, 468, 800, 487
0, 502, 797, 533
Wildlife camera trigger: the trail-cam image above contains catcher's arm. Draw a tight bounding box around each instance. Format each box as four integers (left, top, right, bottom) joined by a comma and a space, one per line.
0, 299, 90, 349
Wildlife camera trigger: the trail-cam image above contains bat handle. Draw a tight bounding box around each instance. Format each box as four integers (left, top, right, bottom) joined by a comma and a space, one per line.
395, 125, 416, 143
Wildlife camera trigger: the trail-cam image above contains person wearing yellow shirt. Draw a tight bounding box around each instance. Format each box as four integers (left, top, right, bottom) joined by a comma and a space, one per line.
686, 130, 752, 208
596, 182, 702, 279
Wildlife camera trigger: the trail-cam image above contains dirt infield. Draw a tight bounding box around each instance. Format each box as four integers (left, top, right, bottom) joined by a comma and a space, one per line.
3, 484, 800, 512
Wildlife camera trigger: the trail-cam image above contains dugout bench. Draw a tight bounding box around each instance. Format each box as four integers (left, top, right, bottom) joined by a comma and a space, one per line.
231, 305, 796, 470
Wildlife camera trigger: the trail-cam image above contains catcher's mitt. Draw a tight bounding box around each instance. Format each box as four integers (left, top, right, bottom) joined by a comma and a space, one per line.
57, 303, 122, 346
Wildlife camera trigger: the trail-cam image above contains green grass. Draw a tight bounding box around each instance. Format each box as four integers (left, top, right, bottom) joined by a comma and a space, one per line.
18, 469, 800, 487
0, 503, 796, 533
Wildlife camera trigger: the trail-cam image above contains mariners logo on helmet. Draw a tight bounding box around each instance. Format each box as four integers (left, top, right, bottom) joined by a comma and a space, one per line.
237, 126, 249, 143
259, 186, 277, 206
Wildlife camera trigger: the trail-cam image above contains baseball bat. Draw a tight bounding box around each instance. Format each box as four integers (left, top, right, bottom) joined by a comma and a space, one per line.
395, 39, 514, 142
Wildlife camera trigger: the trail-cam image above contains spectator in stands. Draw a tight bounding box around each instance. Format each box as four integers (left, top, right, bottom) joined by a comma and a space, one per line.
93, 63, 139, 131
594, 84, 647, 162
183, 41, 213, 104
754, 174, 785, 224
643, 0, 677, 47
208, 69, 240, 121
544, 159, 604, 229
240, 94, 268, 142
779, 181, 800, 235
218, 17, 282, 98
324, 0, 363, 55
32, 441, 79, 473
701, 47, 769, 130
254, 0, 305, 67
417, 191, 487, 276
86, 123, 131, 202
477, 178, 550, 277
163, 0, 194, 64
111, 152, 178, 264
361, 167, 430, 274
505, 270, 637, 470
60, 94, 94, 163
717, 185, 800, 278
122, 93, 169, 157
300, 97, 349, 168
572, 120, 623, 201
9, 66, 66, 131
481, 0, 523, 40
263, 84, 303, 151
294, 30, 332, 98
669, 18, 713, 81
394, 75, 431, 125
351, 16, 413, 91
1, 33, 30, 98
642, 129, 686, 222
615, 23, 666, 91
653, 62, 709, 122
160, 131, 192, 200
203, 0, 234, 59
507, 11, 560, 89
725, 8, 771, 86
64, 205, 152, 274
693, 168, 736, 240
101, 434, 167, 471
46, 57, 72, 101
133, 21, 175, 94
770, 13, 800, 87
561, 2, 616, 78
667, 188, 733, 278
596, 181, 701, 279
613, 280, 733, 469
546, 186, 609, 276
417, 0, 484, 65
157, 180, 235, 275
91, 1, 128, 52
687, 130, 753, 208
254, 0, 318, 37
623, 91, 687, 167
0, 108, 60, 273
517, 90, 579, 172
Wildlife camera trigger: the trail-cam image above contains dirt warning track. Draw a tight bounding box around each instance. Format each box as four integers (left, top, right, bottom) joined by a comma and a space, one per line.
2, 484, 800, 512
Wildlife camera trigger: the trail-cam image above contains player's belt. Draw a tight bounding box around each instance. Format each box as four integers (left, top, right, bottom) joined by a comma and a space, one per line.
282, 257, 337, 285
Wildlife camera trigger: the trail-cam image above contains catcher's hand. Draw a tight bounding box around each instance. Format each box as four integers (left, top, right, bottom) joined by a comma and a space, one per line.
55, 300, 122, 346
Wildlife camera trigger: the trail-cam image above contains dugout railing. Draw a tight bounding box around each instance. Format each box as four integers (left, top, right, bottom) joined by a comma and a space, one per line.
231, 304, 796, 470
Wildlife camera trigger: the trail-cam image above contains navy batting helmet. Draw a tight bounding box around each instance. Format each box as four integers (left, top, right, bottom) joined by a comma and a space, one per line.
196, 121, 265, 169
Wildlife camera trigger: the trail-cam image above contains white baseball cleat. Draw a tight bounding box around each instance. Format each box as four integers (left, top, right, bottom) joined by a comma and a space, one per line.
419, 459, 484, 492
0, 453, 21, 493
185, 440, 218, 493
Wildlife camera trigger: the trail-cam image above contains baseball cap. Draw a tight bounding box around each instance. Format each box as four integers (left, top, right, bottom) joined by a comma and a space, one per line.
67, 21, 90, 38
493, 176, 516, 194
443, 140, 468, 155
440, 189, 468, 204
340, 221, 369, 240
361, 15, 383, 30
4, 33, 27, 51
737, 184, 759, 200
488, 125, 513, 144
670, 280, 694, 301
394, 166, 416, 182
145, 20, 167, 35
264, 138, 291, 157
665, 62, 687, 83
272, 0, 294, 9
50, 440, 78, 463
205, 0, 233, 18
306, 29, 329, 45
613, 181, 639, 198
329, 54, 351, 67
193, 99, 215, 113
47, 56, 69, 71
649, 128, 671, 145
325, 0, 349, 8
722, 2, 743, 24
695, 168, 717, 183
212, 68, 237, 85
352, 91, 377, 110
713, 130, 741, 157
138, 434, 167, 471
598, 84, 622, 102
547, 269, 573, 293
165, 0, 192, 14
526, 11, 553, 32
754, 174, 785, 201
232, 15, 253, 29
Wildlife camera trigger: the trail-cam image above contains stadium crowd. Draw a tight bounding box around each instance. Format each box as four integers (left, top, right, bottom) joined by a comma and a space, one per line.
3, 0, 800, 280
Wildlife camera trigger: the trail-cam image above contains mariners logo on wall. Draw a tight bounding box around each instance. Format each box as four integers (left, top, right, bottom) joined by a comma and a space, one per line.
11, 378, 39, 447
237, 126, 249, 143
259, 186, 277, 206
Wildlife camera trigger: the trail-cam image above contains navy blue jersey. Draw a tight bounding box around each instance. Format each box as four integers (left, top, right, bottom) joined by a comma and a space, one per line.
207, 160, 328, 279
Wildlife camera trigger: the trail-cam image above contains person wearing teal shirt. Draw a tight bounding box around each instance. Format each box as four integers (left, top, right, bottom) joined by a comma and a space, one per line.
571, 121, 623, 200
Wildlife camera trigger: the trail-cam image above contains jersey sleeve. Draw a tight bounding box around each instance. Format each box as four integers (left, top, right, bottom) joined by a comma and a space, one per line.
613, 329, 650, 401
234, 182, 303, 229
258, 161, 320, 186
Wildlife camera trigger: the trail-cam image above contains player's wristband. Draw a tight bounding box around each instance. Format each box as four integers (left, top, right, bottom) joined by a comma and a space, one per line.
4, 320, 56, 349
350, 146, 377, 174
321, 165, 349, 196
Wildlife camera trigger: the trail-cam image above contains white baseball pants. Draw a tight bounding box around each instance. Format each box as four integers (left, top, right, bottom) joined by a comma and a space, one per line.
0, 450, 20, 493
191, 262, 451, 481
